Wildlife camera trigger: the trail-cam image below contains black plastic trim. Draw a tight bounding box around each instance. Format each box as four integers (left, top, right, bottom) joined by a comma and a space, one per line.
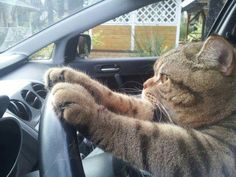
207, 0, 235, 37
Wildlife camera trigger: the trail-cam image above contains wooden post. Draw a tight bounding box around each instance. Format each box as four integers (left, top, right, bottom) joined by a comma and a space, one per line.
176, 0, 182, 47
130, 11, 135, 51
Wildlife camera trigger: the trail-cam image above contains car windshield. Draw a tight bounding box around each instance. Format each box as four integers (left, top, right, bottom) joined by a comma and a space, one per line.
0, 0, 103, 53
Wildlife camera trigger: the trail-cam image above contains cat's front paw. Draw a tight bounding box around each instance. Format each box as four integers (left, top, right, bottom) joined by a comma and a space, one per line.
44, 67, 90, 90
44, 67, 68, 90
51, 83, 98, 125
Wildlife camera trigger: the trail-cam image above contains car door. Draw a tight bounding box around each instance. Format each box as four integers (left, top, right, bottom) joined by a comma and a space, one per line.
69, 57, 156, 95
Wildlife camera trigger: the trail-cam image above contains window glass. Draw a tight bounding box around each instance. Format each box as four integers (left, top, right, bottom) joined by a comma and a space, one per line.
88, 1, 181, 59
0, 0, 104, 53
30, 43, 54, 60
85, 0, 226, 59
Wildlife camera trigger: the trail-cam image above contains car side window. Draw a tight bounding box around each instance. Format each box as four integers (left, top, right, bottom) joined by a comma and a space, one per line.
30, 43, 55, 60
86, 0, 182, 59
81, 0, 227, 60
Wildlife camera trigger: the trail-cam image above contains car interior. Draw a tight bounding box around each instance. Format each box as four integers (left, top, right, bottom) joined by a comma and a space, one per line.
0, 0, 235, 177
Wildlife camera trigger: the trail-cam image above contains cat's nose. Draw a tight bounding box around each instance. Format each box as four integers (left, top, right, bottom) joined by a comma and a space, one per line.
143, 77, 156, 89
143, 82, 147, 89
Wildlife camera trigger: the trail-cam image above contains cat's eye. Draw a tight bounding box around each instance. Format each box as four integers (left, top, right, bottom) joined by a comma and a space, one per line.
159, 73, 169, 83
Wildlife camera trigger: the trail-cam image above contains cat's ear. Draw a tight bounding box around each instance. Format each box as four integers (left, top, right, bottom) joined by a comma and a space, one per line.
197, 35, 235, 76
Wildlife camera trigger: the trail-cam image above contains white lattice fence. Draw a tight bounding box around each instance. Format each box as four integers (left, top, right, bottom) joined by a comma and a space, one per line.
107, 0, 181, 26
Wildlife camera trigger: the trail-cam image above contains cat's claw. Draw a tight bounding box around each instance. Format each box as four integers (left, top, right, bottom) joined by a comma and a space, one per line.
51, 83, 97, 125
44, 67, 68, 90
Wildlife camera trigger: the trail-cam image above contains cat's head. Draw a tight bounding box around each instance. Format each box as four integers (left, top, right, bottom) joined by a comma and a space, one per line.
143, 35, 236, 128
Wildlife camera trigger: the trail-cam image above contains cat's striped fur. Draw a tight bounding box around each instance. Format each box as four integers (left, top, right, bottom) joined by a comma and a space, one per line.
45, 35, 236, 177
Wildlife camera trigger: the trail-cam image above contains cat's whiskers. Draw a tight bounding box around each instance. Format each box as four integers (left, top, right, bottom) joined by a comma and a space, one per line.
145, 92, 173, 123
155, 104, 163, 122
158, 102, 174, 124
119, 81, 143, 88
120, 87, 143, 94
145, 92, 169, 122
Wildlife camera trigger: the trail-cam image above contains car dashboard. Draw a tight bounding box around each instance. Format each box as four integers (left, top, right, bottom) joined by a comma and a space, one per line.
1, 80, 47, 130
0, 61, 51, 176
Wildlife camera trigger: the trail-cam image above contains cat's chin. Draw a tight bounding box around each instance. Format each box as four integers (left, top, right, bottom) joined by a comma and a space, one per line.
141, 90, 152, 104
141, 90, 146, 100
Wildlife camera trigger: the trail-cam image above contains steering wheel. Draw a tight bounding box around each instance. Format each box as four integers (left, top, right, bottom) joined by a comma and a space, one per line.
39, 95, 85, 177
39, 95, 119, 177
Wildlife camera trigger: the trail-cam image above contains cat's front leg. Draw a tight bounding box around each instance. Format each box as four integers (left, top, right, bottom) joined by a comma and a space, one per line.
45, 67, 155, 121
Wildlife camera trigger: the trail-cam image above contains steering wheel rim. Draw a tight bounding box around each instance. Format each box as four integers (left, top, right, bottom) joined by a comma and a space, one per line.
39, 95, 85, 177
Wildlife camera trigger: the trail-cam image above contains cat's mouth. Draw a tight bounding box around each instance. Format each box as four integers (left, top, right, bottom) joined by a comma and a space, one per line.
143, 91, 158, 105
143, 91, 174, 123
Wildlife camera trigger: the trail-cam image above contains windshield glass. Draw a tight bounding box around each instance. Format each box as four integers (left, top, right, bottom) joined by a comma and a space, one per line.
0, 0, 103, 52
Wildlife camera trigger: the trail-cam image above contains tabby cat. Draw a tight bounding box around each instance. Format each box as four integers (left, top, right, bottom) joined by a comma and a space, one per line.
45, 35, 236, 177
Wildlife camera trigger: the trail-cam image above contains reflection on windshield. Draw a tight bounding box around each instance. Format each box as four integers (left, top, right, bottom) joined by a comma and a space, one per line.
0, 0, 102, 52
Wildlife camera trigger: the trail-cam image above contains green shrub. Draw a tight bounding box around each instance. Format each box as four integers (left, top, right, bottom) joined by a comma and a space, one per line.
92, 31, 104, 47
30, 43, 55, 60
133, 33, 171, 57
188, 22, 202, 42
